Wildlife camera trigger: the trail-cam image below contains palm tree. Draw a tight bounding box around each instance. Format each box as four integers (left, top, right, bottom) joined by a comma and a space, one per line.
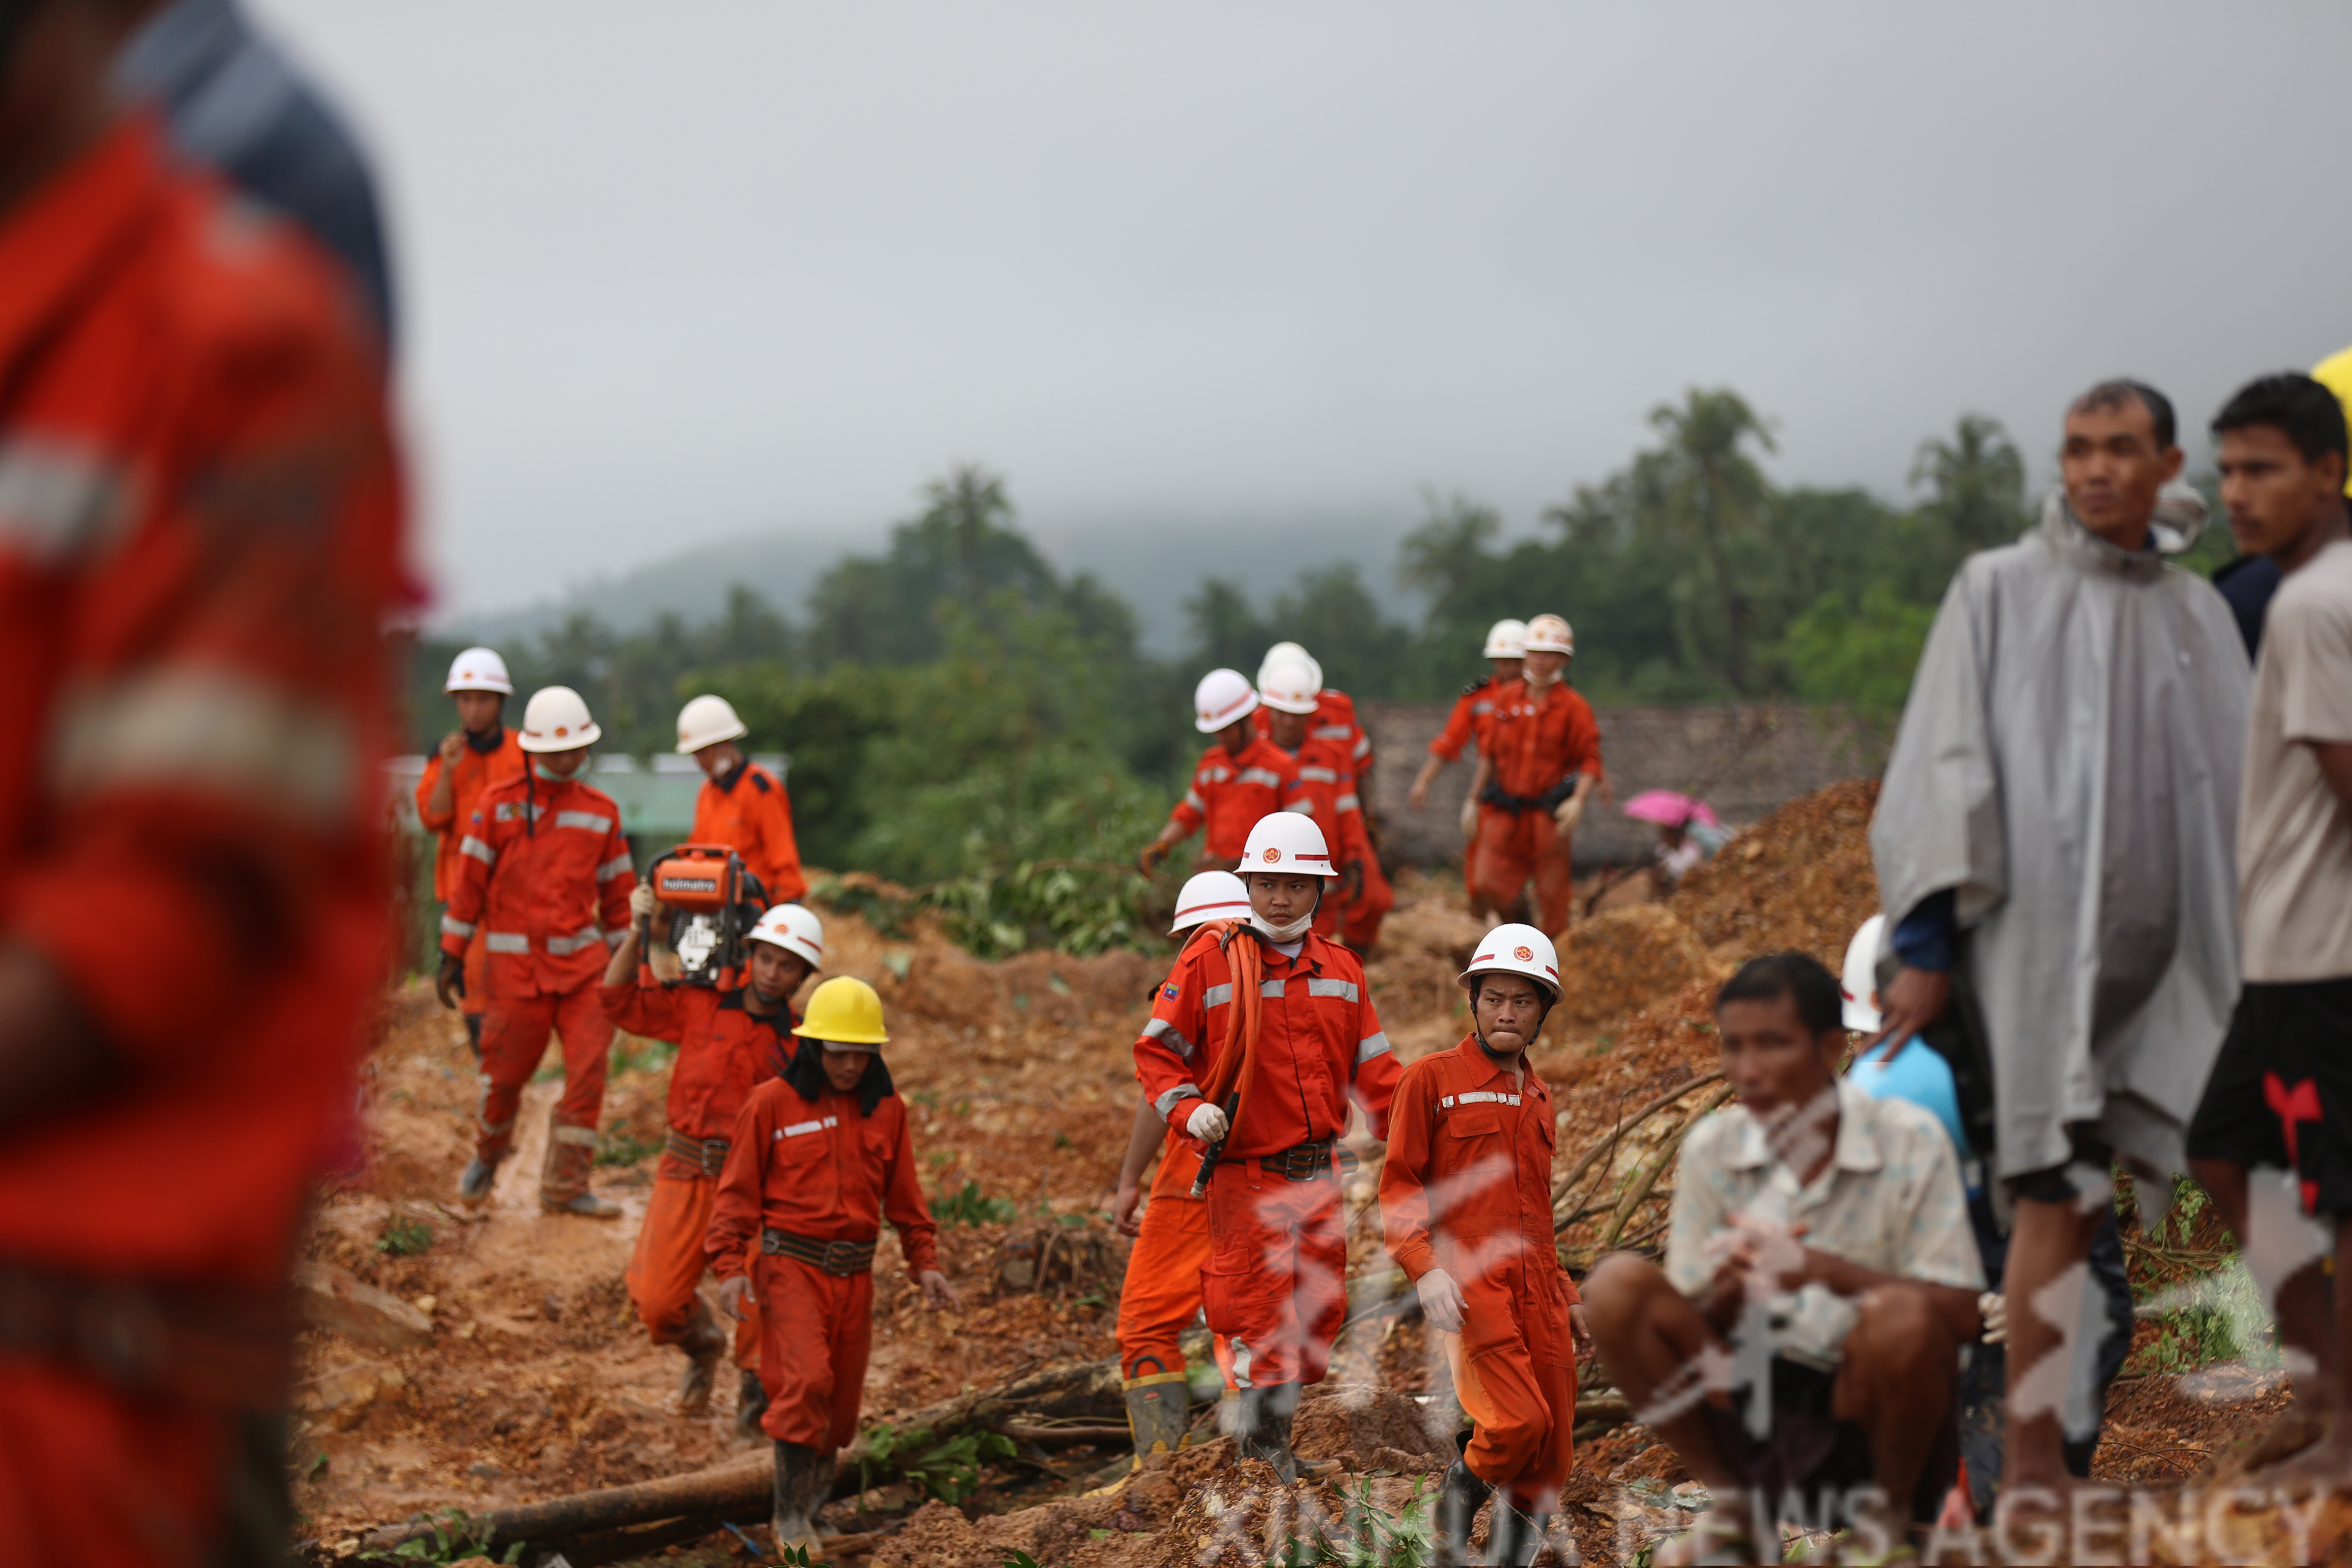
1634, 388, 1776, 693
1911, 414, 2027, 555
1398, 490, 1502, 621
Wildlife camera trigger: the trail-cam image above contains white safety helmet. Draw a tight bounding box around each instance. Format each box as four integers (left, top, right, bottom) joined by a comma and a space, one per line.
747, 902, 825, 969
675, 693, 749, 755
1194, 668, 1260, 733
1169, 870, 1251, 934
1523, 614, 1576, 655
1458, 923, 1562, 1003
444, 646, 514, 695
1257, 660, 1322, 716
517, 685, 601, 752
1258, 641, 1324, 695
1482, 619, 1528, 661
1840, 914, 1887, 1032
1239, 811, 1338, 877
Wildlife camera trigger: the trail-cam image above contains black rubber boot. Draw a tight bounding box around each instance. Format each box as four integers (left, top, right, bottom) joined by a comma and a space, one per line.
1485, 1500, 1549, 1566
771, 1440, 829, 1561
735, 1367, 769, 1445
1434, 1432, 1492, 1568
1227, 1382, 1301, 1484
1122, 1374, 1191, 1468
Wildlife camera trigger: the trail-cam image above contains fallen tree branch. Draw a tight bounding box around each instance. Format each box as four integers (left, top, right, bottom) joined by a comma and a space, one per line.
1590, 1084, 1731, 1253
1552, 1073, 1724, 1228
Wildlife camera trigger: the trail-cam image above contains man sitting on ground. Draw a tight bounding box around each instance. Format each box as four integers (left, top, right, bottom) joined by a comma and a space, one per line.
1585, 953, 1985, 1563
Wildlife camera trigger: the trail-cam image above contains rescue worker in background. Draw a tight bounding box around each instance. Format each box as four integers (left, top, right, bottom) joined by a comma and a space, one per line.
1255, 642, 1375, 789
1383, 926, 1590, 1567
1139, 669, 1311, 875
1407, 620, 1525, 914
1467, 615, 1602, 938
603, 898, 824, 1441
1133, 814, 1401, 1480
437, 686, 637, 1217
415, 647, 526, 1056
1110, 870, 1252, 1471
0, 5, 406, 1558
1259, 659, 1392, 951
708, 977, 961, 1560
680, 694, 807, 905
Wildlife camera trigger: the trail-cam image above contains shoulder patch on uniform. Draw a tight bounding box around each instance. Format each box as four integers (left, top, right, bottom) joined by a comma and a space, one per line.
1462, 675, 1491, 695
750, 771, 771, 792
1161, 982, 1181, 1002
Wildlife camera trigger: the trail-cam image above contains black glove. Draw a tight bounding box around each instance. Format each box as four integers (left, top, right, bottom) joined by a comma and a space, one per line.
435, 952, 466, 1009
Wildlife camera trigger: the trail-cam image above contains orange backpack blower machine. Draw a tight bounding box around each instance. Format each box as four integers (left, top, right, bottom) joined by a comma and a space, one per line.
639, 843, 769, 989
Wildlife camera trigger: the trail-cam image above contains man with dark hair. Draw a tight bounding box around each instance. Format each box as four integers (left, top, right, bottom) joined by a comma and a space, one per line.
1585, 953, 1983, 1563
1869, 379, 2248, 1517
2184, 370, 2352, 1477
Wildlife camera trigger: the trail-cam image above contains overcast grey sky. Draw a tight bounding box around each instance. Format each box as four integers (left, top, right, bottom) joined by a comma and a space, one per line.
248, 1, 2352, 628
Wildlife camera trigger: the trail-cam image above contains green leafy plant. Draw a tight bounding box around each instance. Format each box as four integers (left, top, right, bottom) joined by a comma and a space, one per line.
609, 1035, 679, 1078
779, 1547, 833, 1568
858, 1421, 1017, 1504
377, 1217, 433, 1257
388, 1509, 518, 1564
595, 1121, 664, 1168
1270, 1479, 1435, 1568
930, 1180, 1017, 1227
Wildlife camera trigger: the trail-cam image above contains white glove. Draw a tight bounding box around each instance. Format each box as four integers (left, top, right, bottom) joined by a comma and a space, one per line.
1459, 795, 1479, 839
1185, 1102, 1230, 1143
1979, 1291, 2006, 1345
629, 883, 660, 921
1553, 795, 1584, 834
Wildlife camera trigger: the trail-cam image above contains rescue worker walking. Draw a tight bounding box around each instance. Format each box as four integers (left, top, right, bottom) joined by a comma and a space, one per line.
708, 978, 961, 1560
438, 686, 636, 1217
1139, 670, 1311, 875
1408, 620, 1525, 912
1132, 815, 1400, 1480
1382, 926, 1590, 1566
1468, 615, 1602, 938
0, 8, 406, 1558
416, 647, 525, 1055
603, 896, 823, 1438
679, 695, 807, 905
1260, 659, 1391, 950
1111, 870, 1252, 1469
1257, 642, 1375, 793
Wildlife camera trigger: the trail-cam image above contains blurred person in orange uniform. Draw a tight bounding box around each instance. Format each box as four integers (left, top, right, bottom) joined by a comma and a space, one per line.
1407, 620, 1525, 912
1132, 814, 1400, 1480
0, 2, 406, 1559
679, 693, 807, 905
1255, 641, 1375, 790
1383, 925, 1591, 1567
1110, 870, 1251, 1469
1469, 615, 1602, 938
415, 647, 524, 1055
1259, 658, 1391, 950
437, 685, 637, 1217
1138, 669, 1311, 875
708, 977, 961, 1560
603, 899, 823, 1440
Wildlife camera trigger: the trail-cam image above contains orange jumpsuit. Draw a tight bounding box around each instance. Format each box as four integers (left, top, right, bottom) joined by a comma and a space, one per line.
439, 773, 636, 1171
707, 1065, 939, 1449
1256, 688, 1372, 777
1431, 677, 1501, 901
0, 119, 405, 1567
1381, 1036, 1581, 1511
1284, 734, 1391, 947
415, 727, 525, 1023
1166, 736, 1310, 863
601, 980, 800, 1366
1470, 679, 1603, 936
690, 758, 806, 905
1133, 933, 1398, 1390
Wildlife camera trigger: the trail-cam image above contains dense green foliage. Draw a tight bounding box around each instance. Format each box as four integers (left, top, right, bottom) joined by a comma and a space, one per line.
411, 393, 2251, 950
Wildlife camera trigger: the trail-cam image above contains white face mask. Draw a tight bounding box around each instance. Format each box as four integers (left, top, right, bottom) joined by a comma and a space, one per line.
1250, 907, 1315, 943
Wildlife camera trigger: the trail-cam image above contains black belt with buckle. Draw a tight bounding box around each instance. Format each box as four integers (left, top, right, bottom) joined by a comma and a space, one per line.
665, 1129, 730, 1178
762, 1230, 878, 1275
1252, 1138, 1358, 1183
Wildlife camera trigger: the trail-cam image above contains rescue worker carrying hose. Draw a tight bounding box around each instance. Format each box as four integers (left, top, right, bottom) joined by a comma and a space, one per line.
1132, 814, 1400, 1480
1381, 925, 1591, 1566
1139, 669, 1311, 875
1407, 620, 1525, 914
1110, 870, 1251, 1471
1259, 659, 1392, 951
603, 898, 824, 1438
438, 686, 637, 1217
416, 647, 526, 1056
679, 694, 808, 905
708, 977, 961, 1561
1468, 615, 1602, 938
0, 8, 407, 1558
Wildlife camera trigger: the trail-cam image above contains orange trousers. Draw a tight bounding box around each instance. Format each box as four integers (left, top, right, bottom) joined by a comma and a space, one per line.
749, 1254, 871, 1449
1441, 1252, 1579, 1510
1470, 805, 1573, 936
475, 982, 612, 1162
625, 1172, 761, 1367
460, 925, 488, 1022
1201, 1167, 1347, 1390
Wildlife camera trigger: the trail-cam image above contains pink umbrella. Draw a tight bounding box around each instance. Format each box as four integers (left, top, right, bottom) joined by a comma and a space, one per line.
1622, 789, 1721, 829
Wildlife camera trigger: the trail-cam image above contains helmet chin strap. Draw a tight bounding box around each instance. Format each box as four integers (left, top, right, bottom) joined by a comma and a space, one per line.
1468, 974, 1555, 1059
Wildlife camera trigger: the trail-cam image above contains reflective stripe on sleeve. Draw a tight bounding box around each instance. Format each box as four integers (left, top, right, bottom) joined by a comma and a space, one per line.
440, 914, 477, 939
48, 665, 358, 822
545, 927, 606, 956
1335, 793, 1361, 812
1354, 736, 1372, 760
1355, 1030, 1393, 1064
1182, 789, 1206, 813
1155, 1085, 1203, 1120
460, 836, 496, 865
484, 932, 529, 954
604, 929, 627, 948
553, 810, 613, 834
1237, 768, 1284, 788
1312, 724, 1350, 741
595, 853, 633, 883
1306, 978, 1359, 1002
1282, 800, 1314, 814
1142, 1017, 1196, 1062
0, 438, 129, 561
1298, 766, 1340, 784
1203, 983, 1233, 1009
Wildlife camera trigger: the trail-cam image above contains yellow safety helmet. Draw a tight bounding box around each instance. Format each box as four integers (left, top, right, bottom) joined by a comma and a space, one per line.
2312, 345, 2352, 498
791, 975, 890, 1047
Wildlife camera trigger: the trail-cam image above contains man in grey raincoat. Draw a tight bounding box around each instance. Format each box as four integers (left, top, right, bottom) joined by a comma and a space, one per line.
1868, 380, 2249, 1507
